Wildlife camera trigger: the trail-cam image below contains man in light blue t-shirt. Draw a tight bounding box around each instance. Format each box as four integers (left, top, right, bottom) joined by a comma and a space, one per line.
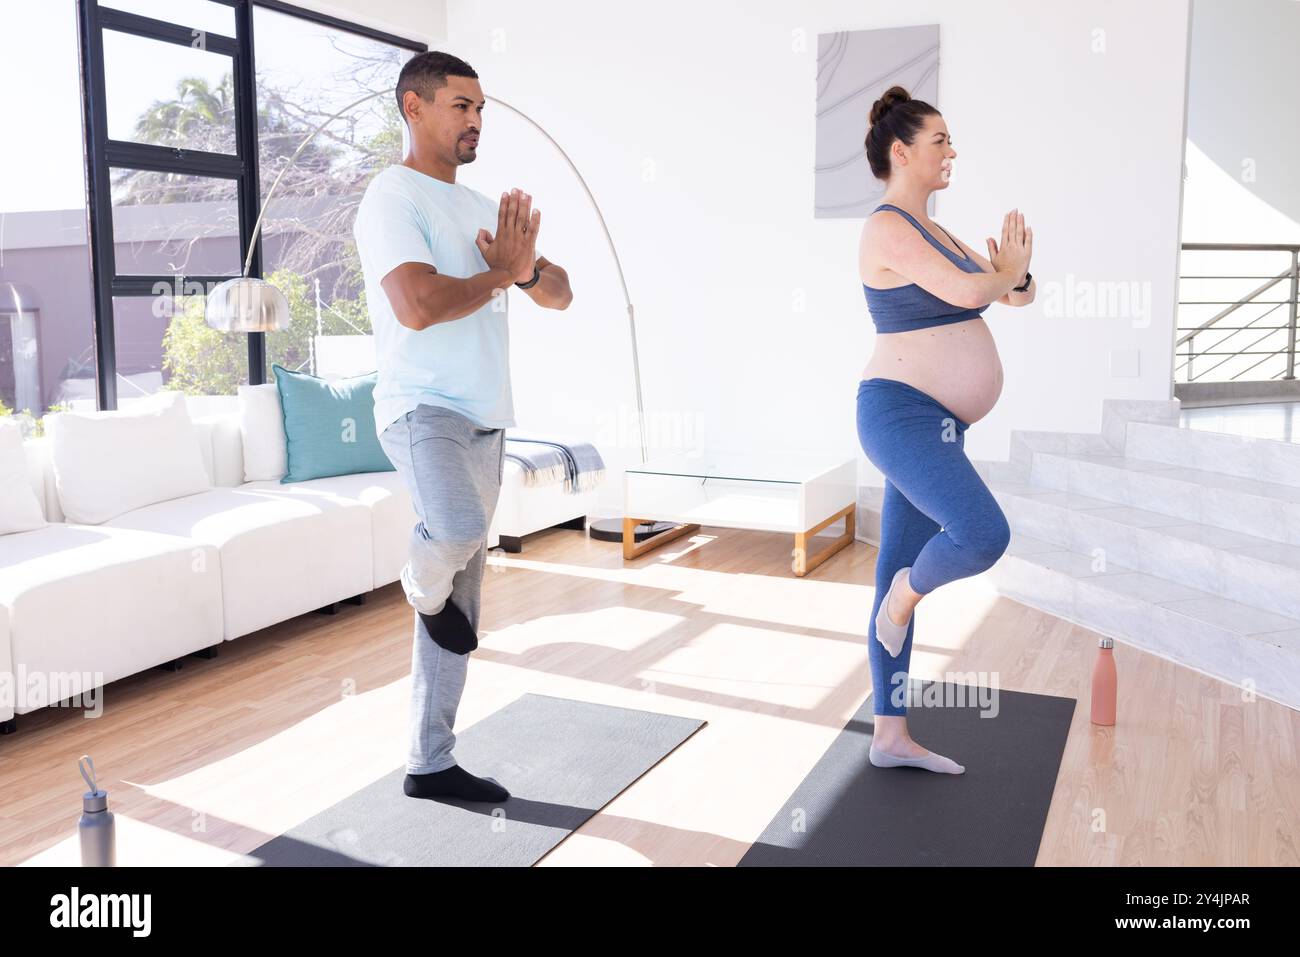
354, 51, 572, 804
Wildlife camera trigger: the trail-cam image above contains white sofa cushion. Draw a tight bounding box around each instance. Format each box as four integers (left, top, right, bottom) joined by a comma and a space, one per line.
0, 419, 46, 535
195, 412, 246, 488
238, 383, 287, 482
47, 390, 210, 525
22, 435, 61, 522
0, 523, 223, 713
104, 486, 373, 641
243, 472, 419, 590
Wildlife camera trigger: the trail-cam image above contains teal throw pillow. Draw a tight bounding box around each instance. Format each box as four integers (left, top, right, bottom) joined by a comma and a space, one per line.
271, 364, 395, 483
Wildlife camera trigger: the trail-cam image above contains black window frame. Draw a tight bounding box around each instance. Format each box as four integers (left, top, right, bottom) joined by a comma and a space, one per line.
76, 0, 426, 410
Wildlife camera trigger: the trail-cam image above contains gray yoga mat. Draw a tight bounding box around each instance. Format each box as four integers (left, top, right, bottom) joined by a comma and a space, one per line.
739, 680, 1075, 866
238, 693, 705, 867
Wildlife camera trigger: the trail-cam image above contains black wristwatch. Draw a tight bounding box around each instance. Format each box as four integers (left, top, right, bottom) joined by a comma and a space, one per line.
1012, 271, 1032, 293
515, 265, 541, 289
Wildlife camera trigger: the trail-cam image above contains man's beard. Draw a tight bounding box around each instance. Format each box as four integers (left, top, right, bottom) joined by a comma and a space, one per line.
455, 139, 478, 163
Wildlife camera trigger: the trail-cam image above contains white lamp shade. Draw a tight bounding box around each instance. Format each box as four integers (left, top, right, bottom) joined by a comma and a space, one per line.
204, 277, 292, 333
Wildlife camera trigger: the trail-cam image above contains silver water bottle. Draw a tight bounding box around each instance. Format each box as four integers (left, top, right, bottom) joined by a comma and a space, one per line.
78, 755, 116, 867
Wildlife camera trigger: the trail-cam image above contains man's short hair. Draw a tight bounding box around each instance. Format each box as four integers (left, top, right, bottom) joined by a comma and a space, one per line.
395, 51, 479, 123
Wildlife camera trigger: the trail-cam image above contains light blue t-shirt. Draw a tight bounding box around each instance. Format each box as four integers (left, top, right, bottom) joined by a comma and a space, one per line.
353, 164, 515, 436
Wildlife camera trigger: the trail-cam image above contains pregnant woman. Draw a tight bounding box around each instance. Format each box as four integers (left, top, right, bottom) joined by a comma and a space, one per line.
856, 86, 1035, 773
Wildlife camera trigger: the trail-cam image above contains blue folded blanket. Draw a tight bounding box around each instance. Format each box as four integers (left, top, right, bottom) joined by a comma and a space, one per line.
503, 431, 605, 494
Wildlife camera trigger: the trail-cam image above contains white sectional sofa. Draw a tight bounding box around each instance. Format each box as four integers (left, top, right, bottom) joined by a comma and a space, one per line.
0, 391, 600, 735
1, 421, 225, 729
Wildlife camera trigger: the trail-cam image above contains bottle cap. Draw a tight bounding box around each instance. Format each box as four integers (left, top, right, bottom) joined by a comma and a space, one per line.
1099, 636, 1114, 649
79, 755, 108, 812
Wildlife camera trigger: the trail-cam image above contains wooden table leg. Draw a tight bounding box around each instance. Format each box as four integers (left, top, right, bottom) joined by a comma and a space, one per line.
793, 504, 856, 577
623, 517, 702, 561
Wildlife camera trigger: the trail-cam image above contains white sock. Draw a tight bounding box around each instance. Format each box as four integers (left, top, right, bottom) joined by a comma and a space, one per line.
874, 566, 913, 658
869, 743, 965, 774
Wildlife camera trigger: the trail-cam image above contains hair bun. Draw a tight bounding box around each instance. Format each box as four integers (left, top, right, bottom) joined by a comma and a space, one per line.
869, 85, 912, 127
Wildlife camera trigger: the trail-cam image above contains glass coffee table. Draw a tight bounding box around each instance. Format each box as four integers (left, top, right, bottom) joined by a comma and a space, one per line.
623, 451, 857, 577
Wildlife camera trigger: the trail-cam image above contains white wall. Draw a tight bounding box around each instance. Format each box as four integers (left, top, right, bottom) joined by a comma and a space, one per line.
1186, 0, 1300, 233
1174, 0, 1299, 386
288, 0, 446, 44
358, 0, 1192, 513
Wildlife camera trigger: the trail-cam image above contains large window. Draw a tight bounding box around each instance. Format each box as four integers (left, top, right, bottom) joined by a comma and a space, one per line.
252, 4, 410, 383
75, 0, 421, 410
0, 1, 100, 421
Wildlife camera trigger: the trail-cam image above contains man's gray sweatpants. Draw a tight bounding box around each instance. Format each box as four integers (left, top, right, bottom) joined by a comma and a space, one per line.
379, 403, 504, 774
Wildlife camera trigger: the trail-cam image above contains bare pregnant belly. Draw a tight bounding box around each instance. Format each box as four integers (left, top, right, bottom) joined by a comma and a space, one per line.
860, 317, 1004, 425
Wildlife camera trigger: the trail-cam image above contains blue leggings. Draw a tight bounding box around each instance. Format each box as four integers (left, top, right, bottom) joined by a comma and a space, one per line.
856, 378, 1011, 716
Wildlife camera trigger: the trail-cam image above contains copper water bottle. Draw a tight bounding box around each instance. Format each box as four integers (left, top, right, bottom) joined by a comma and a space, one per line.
1091, 636, 1117, 726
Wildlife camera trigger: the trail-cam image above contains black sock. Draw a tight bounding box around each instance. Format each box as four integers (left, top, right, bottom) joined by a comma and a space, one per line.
417, 599, 479, 655
404, 765, 510, 803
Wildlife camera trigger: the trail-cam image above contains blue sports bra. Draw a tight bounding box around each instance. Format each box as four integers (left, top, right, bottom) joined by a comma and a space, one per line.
863, 203, 989, 334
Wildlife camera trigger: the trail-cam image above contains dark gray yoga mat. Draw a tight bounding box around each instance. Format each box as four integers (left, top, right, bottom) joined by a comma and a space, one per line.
238, 693, 705, 867
739, 680, 1075, 866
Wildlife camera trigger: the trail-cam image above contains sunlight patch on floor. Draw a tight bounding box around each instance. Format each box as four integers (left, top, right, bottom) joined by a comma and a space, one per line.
22, 813, 241, 867
643, 621, 863, 710
108, 681, 411, 844
486, 606, 686, 654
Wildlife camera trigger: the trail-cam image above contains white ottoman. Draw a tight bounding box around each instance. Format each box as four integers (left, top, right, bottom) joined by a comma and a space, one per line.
489, 459, 601, 553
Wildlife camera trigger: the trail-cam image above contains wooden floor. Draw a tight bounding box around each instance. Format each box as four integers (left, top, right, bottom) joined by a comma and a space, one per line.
3, 522, 1297, 866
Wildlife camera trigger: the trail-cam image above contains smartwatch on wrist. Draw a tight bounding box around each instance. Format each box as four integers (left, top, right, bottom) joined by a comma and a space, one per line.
515, 265, 541, 289
1012, 271, 1032, 293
